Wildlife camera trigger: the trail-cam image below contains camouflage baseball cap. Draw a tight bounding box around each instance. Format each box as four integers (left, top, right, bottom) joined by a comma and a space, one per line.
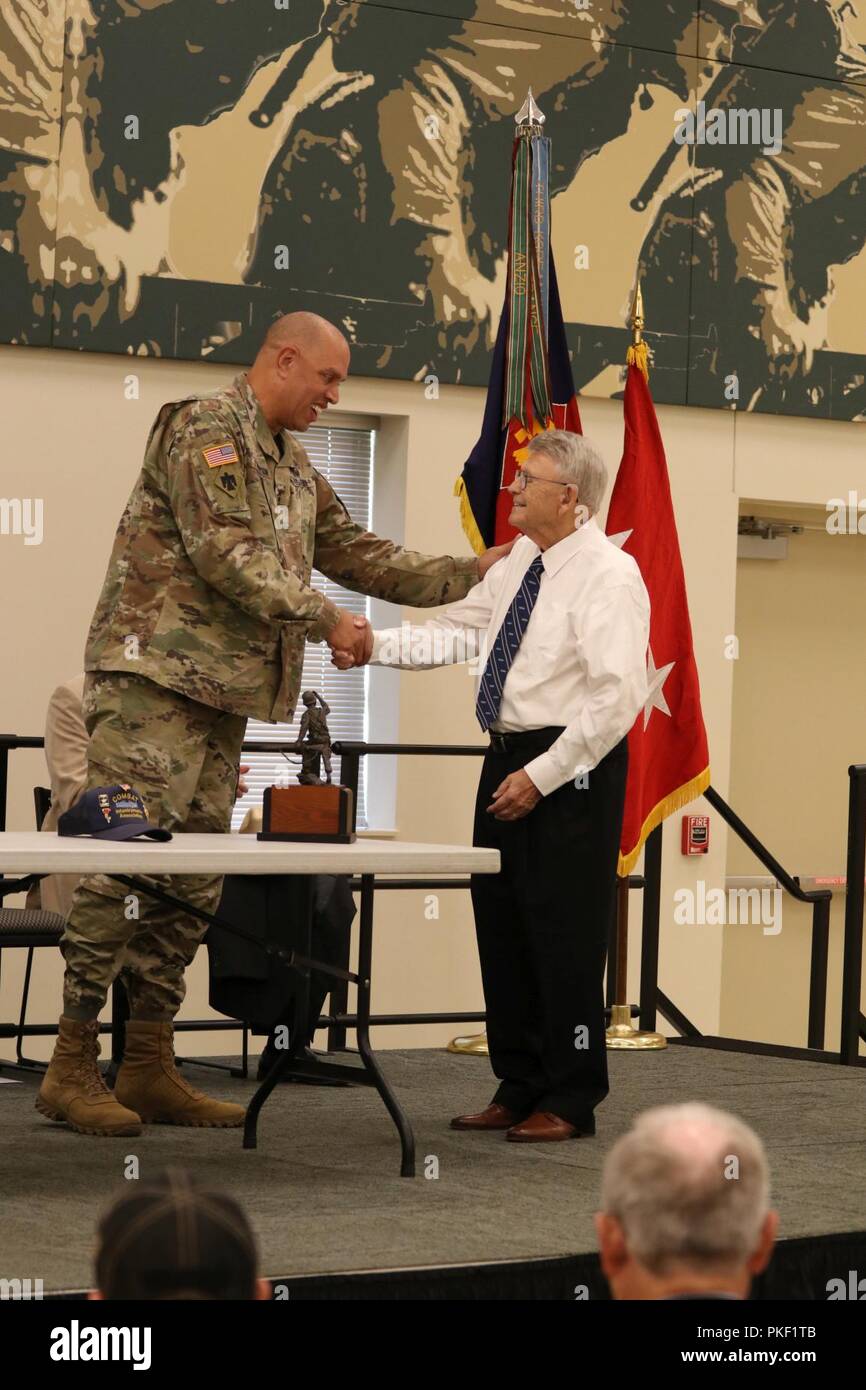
58, 785, 172, 842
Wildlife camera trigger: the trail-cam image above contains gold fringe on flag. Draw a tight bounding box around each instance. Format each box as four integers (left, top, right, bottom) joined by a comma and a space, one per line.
453, 476, 486, 555
617, 765, 711, 877
626, 338, 649, 380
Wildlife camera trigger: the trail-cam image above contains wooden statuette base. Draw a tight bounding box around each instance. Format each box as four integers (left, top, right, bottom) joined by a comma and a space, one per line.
258, 784, 355, 843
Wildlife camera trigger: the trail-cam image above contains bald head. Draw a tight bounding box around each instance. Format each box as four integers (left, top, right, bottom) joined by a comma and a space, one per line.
247, 312, 350, 432
262, 311, 347, 356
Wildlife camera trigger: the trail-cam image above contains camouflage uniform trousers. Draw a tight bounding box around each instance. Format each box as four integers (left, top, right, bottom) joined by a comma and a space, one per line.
61, 671, 246, 1021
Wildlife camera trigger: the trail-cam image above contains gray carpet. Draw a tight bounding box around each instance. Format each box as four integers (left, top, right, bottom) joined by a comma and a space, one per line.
1, 1045, 864, 1292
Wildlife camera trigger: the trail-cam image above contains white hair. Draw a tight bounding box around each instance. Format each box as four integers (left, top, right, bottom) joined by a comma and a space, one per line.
600, 1103, 771, 1276
524, 431, 608, 516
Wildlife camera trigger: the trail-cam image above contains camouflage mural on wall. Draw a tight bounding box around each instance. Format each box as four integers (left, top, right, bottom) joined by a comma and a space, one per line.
2, 0, 866, 419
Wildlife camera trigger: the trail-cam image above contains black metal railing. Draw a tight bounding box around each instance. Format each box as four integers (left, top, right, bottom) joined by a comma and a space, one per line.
703, 786, 832, 1050
842, 766, 866, 1064
0, 735, 43, 833
333, 741, 864, 1065
1, 733, 864, 1064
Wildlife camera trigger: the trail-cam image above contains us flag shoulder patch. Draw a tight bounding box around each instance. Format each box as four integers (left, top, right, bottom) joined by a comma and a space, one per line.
202, 440, 240, 468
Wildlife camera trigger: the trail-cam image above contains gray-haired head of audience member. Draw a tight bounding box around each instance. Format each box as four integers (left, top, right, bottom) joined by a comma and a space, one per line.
524, 431, 608, 518
595, 1103, 778, 1300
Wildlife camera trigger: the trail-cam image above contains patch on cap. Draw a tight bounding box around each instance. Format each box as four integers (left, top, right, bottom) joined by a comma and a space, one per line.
58, 785, 173, 842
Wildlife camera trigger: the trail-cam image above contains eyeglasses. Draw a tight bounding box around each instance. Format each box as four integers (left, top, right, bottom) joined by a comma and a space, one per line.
511, 468, 573, 493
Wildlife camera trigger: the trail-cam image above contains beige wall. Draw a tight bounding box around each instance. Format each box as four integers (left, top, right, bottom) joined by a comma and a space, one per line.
724, 414, 866, 1056
0, 343, 862, 1060
725, 505, 866, 1050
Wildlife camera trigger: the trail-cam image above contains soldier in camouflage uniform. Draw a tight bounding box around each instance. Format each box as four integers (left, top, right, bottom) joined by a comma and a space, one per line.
37, 311, 509, 1137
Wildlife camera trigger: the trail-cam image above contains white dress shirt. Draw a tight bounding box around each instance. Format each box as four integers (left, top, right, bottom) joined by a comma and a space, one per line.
370, 518, 650, 796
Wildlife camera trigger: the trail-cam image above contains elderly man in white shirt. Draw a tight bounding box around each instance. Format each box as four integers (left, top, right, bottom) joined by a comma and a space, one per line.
335, 431, 650, 1141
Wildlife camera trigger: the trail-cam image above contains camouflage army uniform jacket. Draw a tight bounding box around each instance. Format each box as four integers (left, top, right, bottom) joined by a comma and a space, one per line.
85, 375, 480, 722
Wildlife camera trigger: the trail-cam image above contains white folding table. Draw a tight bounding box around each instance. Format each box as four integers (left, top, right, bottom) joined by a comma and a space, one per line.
0, 832, 500, 1175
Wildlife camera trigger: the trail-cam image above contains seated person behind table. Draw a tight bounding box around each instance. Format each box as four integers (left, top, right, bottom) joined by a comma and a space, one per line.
27, 675, 88, 919
32, 675, 349, 1080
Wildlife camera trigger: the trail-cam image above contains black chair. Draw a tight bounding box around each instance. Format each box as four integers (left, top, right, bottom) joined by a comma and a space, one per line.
33, 786, 51, 830
0, 787, 66, 1075
0, 754, 251, 1083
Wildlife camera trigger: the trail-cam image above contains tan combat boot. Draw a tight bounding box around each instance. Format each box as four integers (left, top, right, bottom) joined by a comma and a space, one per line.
114, 1019, 245, 1127
36, 1017, 142, 1137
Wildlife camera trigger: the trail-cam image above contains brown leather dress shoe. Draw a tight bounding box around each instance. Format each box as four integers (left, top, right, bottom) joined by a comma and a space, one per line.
506, 1111, 593, 1142
450, 1102, 528, 1131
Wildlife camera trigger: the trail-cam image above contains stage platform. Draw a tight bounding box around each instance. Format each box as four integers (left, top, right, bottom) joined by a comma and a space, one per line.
2, 1045, 864, 1299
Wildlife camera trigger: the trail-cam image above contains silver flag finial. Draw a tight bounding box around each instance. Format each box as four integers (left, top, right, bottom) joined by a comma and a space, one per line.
515, 88, 545, 127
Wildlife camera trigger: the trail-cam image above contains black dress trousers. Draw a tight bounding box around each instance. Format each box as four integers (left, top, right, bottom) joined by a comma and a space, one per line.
470, 727, 628, 1128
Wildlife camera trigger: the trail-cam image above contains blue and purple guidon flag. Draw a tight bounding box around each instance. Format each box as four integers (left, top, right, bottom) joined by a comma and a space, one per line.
455, 127, 582, 552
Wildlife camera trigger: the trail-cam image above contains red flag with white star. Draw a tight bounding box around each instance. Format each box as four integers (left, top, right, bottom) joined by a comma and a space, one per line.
606, 361, 710, 876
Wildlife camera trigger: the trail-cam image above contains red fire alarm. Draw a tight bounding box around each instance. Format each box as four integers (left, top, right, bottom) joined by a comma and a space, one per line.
682, 814, 710, 855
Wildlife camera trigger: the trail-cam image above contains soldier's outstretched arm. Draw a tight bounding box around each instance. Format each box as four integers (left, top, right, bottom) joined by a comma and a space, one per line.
332, 548, 513, 672
165, 420, 341, 641
311, 469, 483, 607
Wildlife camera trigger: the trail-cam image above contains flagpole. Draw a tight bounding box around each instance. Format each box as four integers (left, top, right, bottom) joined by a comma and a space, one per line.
626, 279, 650, 379
449, 88, 551, 1061
607, 279, 667, 1052
516, 87, 549, 343
449, 88, 580, 1059
606, 876, 667, 1049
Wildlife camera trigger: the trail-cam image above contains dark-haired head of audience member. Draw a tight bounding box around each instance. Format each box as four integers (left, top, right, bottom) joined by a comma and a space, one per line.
90, 1169, 270, 1300
595, 1103, 778, 1300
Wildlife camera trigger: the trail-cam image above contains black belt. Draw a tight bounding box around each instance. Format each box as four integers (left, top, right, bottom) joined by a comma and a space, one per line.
488, 727, 565, 755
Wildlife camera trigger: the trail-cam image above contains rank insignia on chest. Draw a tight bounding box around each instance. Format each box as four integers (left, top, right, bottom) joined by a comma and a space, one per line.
202, 440, 240, 468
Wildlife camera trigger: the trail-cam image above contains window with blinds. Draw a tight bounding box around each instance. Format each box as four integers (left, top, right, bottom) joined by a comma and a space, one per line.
232, 423, 374, 831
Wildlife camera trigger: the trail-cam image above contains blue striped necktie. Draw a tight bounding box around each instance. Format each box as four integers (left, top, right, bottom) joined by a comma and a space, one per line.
476, 553, 545, 731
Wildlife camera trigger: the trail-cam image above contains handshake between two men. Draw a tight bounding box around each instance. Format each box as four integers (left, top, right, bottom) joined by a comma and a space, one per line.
324, 608, 375, 670
323, 538, 516, 671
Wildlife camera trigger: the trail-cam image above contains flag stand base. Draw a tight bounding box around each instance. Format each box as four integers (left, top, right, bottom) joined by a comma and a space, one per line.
608, 878, 667, 1049
606, 1003, 667, 1050
447, 1032, 489, 1056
